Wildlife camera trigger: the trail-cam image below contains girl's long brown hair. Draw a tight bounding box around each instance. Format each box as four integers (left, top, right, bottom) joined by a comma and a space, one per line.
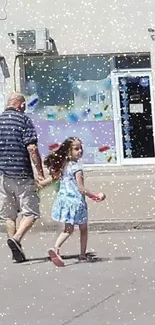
44, 137, 81, 180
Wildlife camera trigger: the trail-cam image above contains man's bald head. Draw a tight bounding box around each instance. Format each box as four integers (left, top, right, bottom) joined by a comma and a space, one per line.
7, 92, 26, 112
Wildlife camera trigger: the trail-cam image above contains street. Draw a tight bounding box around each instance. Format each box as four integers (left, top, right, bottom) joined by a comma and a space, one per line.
0, 230, 155, 325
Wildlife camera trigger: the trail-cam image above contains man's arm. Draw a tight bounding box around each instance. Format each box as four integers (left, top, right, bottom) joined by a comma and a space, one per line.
23, 116, 44, 179
27, 144, 44, 179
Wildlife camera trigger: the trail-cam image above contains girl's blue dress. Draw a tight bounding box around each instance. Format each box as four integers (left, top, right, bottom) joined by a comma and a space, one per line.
52, 161, 88, 225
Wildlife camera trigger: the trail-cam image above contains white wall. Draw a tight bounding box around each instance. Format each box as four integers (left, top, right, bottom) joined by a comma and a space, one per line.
0, 0, 155, 96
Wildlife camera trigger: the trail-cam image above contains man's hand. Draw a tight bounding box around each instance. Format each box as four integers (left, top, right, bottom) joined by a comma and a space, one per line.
35, 179, 44, 190
37, 175, 45, 181
36, 176, 53, 188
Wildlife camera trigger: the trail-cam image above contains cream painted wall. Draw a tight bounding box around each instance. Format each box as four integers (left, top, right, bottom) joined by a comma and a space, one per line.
0, 0, 155, 97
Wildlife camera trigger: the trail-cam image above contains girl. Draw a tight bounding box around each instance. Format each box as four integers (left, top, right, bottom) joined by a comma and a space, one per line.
39, 137, 106, 267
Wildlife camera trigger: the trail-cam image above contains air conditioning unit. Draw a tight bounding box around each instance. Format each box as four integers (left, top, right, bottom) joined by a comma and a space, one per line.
16, 28, 50, 53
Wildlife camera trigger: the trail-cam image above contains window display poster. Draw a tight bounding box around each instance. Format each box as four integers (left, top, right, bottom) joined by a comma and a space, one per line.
33, 119, 116, 164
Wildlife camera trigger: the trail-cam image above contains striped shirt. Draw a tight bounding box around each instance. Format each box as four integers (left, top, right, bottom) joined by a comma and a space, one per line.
0, 108, 38, 178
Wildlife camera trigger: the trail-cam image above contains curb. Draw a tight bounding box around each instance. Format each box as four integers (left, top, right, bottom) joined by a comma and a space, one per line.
1, 220, 155, 233
88, 220, 155, 232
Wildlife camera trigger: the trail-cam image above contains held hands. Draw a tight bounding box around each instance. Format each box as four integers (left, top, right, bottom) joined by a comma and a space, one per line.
37, 174, 45, 181
36, 176, 53, 189
36, 174, 45, 188
35, 177, 46, 189
35, 180, 44, 190
37, 180, 46, 189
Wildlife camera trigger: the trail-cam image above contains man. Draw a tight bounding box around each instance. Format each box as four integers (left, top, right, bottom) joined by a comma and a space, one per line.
0, 92, 44, 262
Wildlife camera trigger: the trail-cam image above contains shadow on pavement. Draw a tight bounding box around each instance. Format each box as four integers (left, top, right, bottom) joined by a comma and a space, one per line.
16, 253, 131, 266
114, 256, 132, 261
14, 257, 49, 265
18, 252, 104, 266
61, 251, 97, 260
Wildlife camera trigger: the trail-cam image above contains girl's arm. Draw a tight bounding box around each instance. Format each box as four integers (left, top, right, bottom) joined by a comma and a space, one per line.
75, 171, 106, 201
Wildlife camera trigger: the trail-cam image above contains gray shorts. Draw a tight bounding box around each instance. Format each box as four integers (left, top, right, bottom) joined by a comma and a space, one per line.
0, 174, 40, 220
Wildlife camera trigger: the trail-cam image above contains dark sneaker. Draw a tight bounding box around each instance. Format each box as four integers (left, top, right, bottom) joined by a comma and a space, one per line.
7, 238, 26, 263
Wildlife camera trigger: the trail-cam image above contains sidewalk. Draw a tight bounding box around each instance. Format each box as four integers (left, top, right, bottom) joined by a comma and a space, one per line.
1, 231, 155, 325
0, 165, 155, 232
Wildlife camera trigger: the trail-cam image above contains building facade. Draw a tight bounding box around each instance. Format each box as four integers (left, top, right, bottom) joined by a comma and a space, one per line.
0, 0, 155, 166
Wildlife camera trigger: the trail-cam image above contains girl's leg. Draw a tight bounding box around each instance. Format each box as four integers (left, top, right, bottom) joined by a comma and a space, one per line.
49, 223, 74, 266
54, 223, 74, 252
79, 223, 88, 259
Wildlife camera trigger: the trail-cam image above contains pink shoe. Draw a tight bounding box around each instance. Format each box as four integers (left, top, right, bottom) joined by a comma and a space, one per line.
48, 248, 64, 267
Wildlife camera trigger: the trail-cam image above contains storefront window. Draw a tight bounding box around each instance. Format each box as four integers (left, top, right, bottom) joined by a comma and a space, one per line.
24, 55, 116, 164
